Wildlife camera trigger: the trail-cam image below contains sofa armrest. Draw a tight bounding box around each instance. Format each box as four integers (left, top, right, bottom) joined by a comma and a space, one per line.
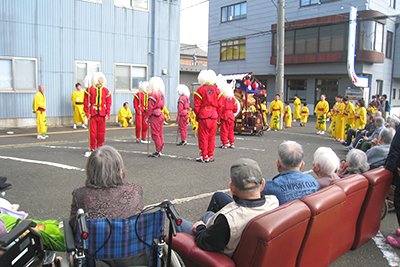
167, 233, 235, 267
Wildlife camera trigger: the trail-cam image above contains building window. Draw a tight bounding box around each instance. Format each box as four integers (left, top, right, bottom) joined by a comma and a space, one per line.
319, 24, 347, 52
221, 2, 247, 22
114, 64, 148, 92
295, 28, 318, 54
287, 79, 307, 101
75, 61, 101, 87
220, 39, 246, 61
115, 0, 148, 10
0, 57, 37, 92
389, 0, 396, 9
393, 88, 396, 100
376, 80, 383, 95
301, 0, 334, 7
386, 31, 393, 59
358, 21, 384, 53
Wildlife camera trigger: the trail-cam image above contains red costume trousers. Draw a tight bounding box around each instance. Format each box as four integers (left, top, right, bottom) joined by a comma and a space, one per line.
178, 114, 189, 141
198, 119, 218, 158
89, 115, 106, 150
135, 113, 148, 139
220, 119, 235, 146
150, 115, 164, 152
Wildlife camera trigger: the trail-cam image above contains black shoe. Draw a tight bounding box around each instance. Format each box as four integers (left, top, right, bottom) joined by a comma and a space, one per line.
149, 151, 162, 157
300, 122, 303, 127
176, 141, 187, 146
219, 145, 228, 149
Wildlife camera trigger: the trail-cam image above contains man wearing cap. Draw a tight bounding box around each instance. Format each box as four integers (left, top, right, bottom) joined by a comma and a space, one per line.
175, 158, 279, 257
261, 140, 319, 205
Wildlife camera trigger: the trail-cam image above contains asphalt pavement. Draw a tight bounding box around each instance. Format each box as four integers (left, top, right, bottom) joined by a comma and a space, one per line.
0, 117, 399, 266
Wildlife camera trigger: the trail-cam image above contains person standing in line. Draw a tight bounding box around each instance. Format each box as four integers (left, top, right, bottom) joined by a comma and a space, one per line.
176, 84, 191, 146
194, 70, 222, 163
144, 77, 165, 158
380, 94, 390, 120
293, 94, 301, 122
342, 97, 355, 142
118, 102, 133, 127
314, 94, 329, 135
333, 95, 345, 140
329, 96, 340, 136
71, 83, 87, 130
32, 85, 48, 140
84, 72, 112, 151
133, 82, 150, 143
284, 101, 292, 128
218, 80, 238, 149
354, 99, 367, 130
300, 102, 309, 127
269, 94, 283, 131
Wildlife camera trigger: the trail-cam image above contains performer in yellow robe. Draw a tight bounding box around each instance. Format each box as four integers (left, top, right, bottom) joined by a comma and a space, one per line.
261, 101, 268, 125
71, 83, 86, 129
300, 102, 309, 126
293, 95, 301, 122
32, 85, 48, 139
162, 106, 170, 125
328, 97, 340, 136
354, 99, 367, 130
333, 96, 345, 140
188, 108, 198, 137
284, 101, 292, 128
314, 94, 329, 134
269, 94, 283, 130
342, 97, 355, 139
118, 102, 133, 127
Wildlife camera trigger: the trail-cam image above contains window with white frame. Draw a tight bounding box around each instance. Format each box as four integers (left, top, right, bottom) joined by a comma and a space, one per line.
0, 57, 37, 92
393, 88, 396, 100
221, 2, 247, 22
114, 64, 148, 92
358, 20, 384, 53
75, 61, 101, 87
115, 0, 148, 10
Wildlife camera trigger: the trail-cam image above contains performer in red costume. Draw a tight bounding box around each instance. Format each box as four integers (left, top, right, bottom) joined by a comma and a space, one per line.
176, 84, 191, 146
144, 77, 165, 158
218, 80, 238, 149
133, 81, 150, 143
194, 70, 222, 163
84, 72, 112, 151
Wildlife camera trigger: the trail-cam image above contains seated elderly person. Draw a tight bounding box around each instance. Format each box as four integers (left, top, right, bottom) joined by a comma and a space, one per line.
359, 117, 386, 152
342, 112, 375, 147
261, 140, 319, 204
387, 117, 400, 130
367, 127, 396, 169
69, 146, 143, 229
336, 149, 370, 177
175, 158, 279, 257
312, 147, 340, 189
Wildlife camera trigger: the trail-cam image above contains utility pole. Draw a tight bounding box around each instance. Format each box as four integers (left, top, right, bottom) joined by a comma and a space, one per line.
276, 0, 285, 129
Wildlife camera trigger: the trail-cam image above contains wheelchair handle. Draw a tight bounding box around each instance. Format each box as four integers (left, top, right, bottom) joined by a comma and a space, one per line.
77, 209, 89, 240
160, 200, 182, 226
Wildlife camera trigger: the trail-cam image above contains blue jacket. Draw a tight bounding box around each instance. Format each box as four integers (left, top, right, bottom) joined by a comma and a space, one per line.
261, 170, 319, 205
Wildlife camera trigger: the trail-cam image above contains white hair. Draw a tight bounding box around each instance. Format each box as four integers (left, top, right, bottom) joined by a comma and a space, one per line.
148, 77, 165, 94
346, 149, 369, 174
313, 147, 340, 175
91, 72, 106, 87
198, 70, 217, 85
139, 81, 149, 93
380, 127, 395, 144
176, 84, 190, 97
278, 141, 304, 169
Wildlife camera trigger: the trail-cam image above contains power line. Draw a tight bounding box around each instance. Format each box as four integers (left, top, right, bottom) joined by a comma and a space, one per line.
180, 0, 208, 11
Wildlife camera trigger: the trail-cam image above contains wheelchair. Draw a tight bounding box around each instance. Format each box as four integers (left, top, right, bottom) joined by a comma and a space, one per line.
0, 219, 64, 267
64, 200, 184, 267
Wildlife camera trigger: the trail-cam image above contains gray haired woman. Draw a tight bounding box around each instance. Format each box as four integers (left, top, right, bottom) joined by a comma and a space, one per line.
312, 147, 341, 189
336, 149, 370, 177
69, 146, 143, 228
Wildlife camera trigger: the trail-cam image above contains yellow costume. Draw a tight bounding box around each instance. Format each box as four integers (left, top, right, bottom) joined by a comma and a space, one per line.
162, 106, 170, 122
333, 103, 345, 140
300, 106, 309, 125
293, 98, 301, 120
314, 100, 329, 131
329, 102, 340, 136
188, 109, 198, 137
118, 107, 133, 127
284, 105, 292, 128
343, 102, 355, 135
261, 103, 268, 125
269, 100, 283, 130
354, 106, 367, 130
71, 90, 85, 124
367, 106, 377, 114
32, 92, 47, 135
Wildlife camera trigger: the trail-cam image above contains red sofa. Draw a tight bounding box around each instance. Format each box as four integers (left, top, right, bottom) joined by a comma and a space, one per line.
169, 167, 393, 267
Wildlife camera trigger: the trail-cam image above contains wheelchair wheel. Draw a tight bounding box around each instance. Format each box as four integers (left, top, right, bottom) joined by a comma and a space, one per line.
381, 199, 389, 220
160, 244, 185, 267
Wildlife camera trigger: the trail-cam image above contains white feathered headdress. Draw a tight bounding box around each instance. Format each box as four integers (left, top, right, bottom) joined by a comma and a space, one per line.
148, 77, 165, 94
198, 69, 217, 85
91, 72, 107, 87
176, 84, 190, 97
139, 81, 149, 93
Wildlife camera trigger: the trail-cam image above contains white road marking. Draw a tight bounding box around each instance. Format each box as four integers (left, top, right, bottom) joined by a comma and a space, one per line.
373, 231, 400, 266
0, 156, 85, 171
